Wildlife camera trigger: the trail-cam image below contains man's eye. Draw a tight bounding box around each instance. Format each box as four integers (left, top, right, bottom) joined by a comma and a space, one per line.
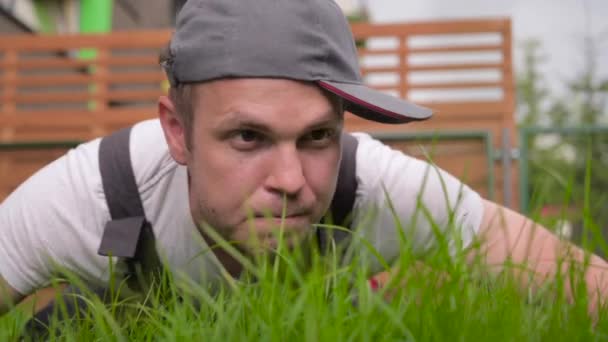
312, 129, 337, 140
301, 129, 336, 147
230, 129, 265, 150
238, 130, 261, 142
309, 129, 332, 140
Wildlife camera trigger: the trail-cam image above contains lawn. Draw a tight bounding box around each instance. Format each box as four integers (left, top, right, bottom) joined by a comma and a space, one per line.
2, 212, 608, 341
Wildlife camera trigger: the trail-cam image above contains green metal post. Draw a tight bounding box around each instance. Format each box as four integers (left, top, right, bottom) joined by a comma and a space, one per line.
79, 0, 114, 110
484, 132, 495, 201
80, 0, 113, 33
518, 125, 608, 215
519, 127, 529, 214
79, 0, 114, 59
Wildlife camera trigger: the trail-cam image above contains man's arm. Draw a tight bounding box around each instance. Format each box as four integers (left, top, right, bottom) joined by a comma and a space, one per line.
0, 275, 23, 315
1, 275, 71, 317
473, 199, 608, 312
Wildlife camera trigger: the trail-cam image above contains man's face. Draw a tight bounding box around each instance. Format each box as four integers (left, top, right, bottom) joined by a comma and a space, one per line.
160, 79, 343, 253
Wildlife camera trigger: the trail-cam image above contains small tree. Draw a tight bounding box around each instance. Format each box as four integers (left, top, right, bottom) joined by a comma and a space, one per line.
517, 39, 549, 128
518, 36, 608, 249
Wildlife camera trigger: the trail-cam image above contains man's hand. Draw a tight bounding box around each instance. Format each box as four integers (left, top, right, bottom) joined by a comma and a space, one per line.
473, 199, 608, 313
369, 199, 608, 315
1, 276, 70, 317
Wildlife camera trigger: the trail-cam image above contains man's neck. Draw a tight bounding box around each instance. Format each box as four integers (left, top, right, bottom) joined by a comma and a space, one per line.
198, 230, 244, 278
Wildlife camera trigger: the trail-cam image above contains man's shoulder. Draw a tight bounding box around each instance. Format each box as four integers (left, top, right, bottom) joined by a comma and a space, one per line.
350, 132, 420, 181
128, 119, 180, 189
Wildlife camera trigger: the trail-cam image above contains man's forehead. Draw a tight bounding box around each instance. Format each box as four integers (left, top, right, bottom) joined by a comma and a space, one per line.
186, 79, 343, 137
192, 78, 325, 96
219, 107, 341, 127
193, 78, 338, 112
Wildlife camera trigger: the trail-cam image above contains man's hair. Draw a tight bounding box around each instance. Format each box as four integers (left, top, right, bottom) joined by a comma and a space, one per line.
160, 44, 195, 149
159, 43, 344, 150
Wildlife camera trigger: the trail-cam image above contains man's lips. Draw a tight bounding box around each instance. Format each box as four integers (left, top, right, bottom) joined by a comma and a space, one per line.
244, 214, 313, 238
252, 210, 310, 218
235, 214, 314, 251
250, 214, 310, 226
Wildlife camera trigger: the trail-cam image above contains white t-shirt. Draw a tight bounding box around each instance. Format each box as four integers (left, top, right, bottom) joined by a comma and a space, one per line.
0, 119, 484, 295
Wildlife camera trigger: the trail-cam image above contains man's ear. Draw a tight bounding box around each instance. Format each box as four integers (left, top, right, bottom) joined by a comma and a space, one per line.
158, 95, 189, 165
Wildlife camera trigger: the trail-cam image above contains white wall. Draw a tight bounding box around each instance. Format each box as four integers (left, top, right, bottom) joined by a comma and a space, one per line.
366, 0, 608, 107
0, 0, 39, 30
335, 0, 362, 15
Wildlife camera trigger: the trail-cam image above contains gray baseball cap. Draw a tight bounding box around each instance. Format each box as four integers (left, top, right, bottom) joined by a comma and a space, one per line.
162, 0, 433, 124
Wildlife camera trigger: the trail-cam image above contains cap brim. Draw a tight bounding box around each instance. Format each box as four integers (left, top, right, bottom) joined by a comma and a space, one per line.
317, 80, 433, 124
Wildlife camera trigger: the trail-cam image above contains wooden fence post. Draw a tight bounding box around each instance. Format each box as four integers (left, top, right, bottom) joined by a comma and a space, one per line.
1, 51, 18, 142
399, 34, 409, 99
91, 48, 109, 137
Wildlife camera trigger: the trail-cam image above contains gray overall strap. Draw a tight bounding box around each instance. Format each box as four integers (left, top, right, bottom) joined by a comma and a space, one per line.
319, 132, 359, 249
329, 133, 359, 226
25, 127, 158, 336
97, 126, 160, 289
98, 126, 145, 219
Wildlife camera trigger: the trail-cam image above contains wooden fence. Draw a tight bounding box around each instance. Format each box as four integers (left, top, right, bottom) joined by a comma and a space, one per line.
0, 18, 517, 207
348, 18, 516, 206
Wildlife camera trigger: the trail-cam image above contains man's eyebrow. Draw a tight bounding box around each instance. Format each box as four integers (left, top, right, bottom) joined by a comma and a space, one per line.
216, 109, 342, 131
305, 109, 344, 129
217, 114, 271, 132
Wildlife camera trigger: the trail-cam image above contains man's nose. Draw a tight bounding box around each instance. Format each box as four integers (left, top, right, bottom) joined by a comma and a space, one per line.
265, 144, 306, 197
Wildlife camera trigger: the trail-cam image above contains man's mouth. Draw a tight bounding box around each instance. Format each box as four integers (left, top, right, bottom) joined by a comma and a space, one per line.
252, 210, 309, 218
244, 215, 312, 245
250, 215, 310, 229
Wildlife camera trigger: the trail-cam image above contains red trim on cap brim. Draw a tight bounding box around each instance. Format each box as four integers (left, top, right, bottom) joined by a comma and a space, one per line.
317, 81, 426, 123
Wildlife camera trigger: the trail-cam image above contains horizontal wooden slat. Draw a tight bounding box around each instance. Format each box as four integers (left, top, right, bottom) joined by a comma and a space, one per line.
3, 58, 93, 69
361, 66, 406, 75
3, 90, 165, 104
407, 63, 506, 72
109, 72, 166, 84
410, 81, 507, 90
351, 18, 510, 37
3, 74, 93, 87
369, 81, 511, 91
0, 55, 162, 70
420, 100, 510, 116
107, 89, 163, 101
105, 55, 161, 66
0, 108, 156, 125
0, 72, 166, 87
369, 84, 399, 91
408, 44, 504, 53
358, 44, 504, 56
358, 47, 408, 56
361, 63, 507, 75
0, 29, 171, 51
7, 92, 93, 103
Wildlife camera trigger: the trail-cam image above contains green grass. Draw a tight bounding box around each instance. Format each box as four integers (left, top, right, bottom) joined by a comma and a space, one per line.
3, 157, 608, 341
3, 213, 608, 341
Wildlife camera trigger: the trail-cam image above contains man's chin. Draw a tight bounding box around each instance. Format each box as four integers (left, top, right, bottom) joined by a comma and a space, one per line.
245, 236, 295, 252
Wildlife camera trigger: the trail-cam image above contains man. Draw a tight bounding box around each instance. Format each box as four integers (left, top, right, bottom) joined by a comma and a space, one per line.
1, 0, 607, 317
